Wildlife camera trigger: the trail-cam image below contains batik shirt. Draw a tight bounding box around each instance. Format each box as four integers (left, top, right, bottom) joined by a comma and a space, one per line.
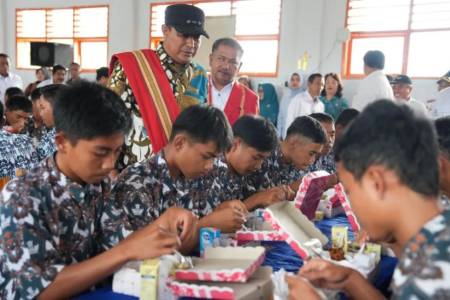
109, 151, 209, 232
391, 209, 450, 299
0, 156, 130, 299
308, 151, 336, 174
192, 156, 247, 215
0, 130, 39, 179
25, 116, 48, 147
36, 128, 56, 161
108, 43, 208, 170
243, 146, 306, 197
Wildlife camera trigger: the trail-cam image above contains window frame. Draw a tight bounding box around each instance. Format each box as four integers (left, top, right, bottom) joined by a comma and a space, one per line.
149, 0, 282, 78
15, 5, 109, 72
343, 0, 450, 79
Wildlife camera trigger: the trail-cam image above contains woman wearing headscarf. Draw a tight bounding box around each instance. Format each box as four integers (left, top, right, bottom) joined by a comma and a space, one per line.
277, 73, 302, 138
320, 73, 349, 120
258, 83, 279, 126
24, 67, 50, 98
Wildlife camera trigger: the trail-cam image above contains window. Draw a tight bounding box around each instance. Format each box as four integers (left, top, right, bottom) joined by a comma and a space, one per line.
16, 6, 108, 70
150, 0, 281, 77
344, 0, 450, 78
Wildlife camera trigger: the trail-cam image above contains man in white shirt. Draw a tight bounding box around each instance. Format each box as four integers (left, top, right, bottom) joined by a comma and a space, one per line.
0, 53, 23, 104
432, 72, 450, 118
283, 73, 324, 138
37, 65, 66, 88
393, 75, 427, 116
208, 38, 258, 125
352, 50, 394, 111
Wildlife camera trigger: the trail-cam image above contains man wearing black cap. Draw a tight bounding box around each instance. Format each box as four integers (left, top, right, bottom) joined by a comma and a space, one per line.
432, 71, 450, 118
352, 50, 394, 111
108, 4, 209, 169
393, 75, 427, 116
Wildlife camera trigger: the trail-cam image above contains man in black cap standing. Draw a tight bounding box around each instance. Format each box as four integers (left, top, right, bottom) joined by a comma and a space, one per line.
393, 74, 427, 116
108, 4, 209, 169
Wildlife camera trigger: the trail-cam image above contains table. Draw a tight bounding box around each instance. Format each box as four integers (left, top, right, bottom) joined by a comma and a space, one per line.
74, 214, 397, 299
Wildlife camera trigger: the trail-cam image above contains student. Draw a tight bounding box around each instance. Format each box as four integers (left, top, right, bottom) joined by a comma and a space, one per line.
36, 84, 67, 161
3, 95, 32, 133
196, 116, 288, 232
108, 105, 233, 239
286, 100, 449, 299
26, 88, 47, 145
3, 86, 24, 104
335, 108, 359, 142
308, 112, 336, 173
0, 101, 38, 179
435, 116, 450, 201
245, 115, 326, 195
0, 81, 197, 299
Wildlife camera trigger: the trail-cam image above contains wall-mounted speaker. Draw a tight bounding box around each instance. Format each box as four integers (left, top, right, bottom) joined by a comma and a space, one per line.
30, 42, 73, 67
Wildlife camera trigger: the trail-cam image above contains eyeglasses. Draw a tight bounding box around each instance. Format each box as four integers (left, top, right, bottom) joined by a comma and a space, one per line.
213, 55, 240, 68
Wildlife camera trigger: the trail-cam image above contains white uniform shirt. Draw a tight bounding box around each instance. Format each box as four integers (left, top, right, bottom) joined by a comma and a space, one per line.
432, 87, 450, 118
284, 90, 324, 137
397, 97, 428, 117
210, 81, 233, 111
352, 70, 394, 111
0, 73, 23, 103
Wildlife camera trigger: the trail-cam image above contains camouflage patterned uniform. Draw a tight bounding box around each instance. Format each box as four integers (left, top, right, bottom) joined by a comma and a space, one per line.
243, 146, 306, 197
392, 209, 450, 299
0, 130, 39, 179
108, 151, 210, 233
193, 156, 247, 211
308, 151, 336, 174
36, 128, 56, 161
0, 156, 131, 299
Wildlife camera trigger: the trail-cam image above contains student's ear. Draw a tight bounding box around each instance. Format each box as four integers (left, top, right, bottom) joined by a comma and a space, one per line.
54, 132, 71, 154
172, 134, 187, 152
230, 138, 241, 152
362, 165, 388, 202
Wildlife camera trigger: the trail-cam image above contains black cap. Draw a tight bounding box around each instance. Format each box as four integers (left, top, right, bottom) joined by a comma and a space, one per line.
437, 70, 450, 84
393, 75, 412, 85
165, 4, 209, 39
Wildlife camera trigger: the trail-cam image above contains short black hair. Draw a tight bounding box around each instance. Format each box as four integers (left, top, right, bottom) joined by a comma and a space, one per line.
286, 115, 326, 144
212, 38, 243, 57
40, 84, 67, 106
335, 100, 439, 197
335, 108, 360, 128
435, 116, 450, 159
5, 87, 24, 100
363, 50, 385, 70
309, 112, 334, 124
30, 88, 42, 101
52, 64, 66, 74
5, 95, 32, 113
53, 80, 132, 143
308, 73, 322, 84
170, 105, 232, 153
0, 101, 4, 117
96, 67, 109, 81
233, 115, 278, 153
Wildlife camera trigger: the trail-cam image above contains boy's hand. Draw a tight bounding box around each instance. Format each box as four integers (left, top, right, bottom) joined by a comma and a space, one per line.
200, 205, 247, 233
216, 199, 248, 214
119, 225, 181, 260
157, 207, 198, 242
299, 259, 354, 290
262, 185, 294, 206
285, 275, 322, 300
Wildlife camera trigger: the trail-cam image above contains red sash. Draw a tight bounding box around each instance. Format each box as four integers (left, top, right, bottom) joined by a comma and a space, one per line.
110, 49, 180, 153
207, 79, 259, 125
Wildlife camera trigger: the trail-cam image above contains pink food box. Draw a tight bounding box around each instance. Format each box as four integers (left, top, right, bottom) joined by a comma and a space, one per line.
174, 246, 265, 283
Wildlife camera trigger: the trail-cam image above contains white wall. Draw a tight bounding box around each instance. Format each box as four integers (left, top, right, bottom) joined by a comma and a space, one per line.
2, 0, 438, 102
